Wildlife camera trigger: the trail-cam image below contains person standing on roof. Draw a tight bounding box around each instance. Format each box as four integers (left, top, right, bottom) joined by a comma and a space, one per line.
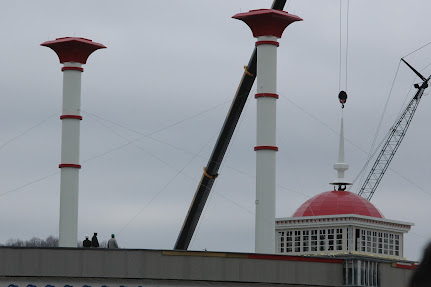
107, 234, 119, 249
91, 232, 99, 248
83, 235, 91, 248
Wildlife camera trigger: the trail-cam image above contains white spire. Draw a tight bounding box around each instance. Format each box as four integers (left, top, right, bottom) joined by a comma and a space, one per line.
330, 112, 352, 189
338, 116, 345, 163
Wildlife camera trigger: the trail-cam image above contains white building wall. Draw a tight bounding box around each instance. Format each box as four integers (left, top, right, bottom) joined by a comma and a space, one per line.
277, 224, 405, 259
276, 226, 347, 255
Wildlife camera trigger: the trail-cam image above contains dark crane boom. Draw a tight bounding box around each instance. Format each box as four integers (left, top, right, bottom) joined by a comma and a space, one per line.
358, 59, 430, 201
174, 0, 288, 250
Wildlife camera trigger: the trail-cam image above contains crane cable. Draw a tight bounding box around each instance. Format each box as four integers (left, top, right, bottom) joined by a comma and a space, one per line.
402, 41, 431, 59
353, 61, 401, 193
345, 0, 350, 91
339, 0, 350, 93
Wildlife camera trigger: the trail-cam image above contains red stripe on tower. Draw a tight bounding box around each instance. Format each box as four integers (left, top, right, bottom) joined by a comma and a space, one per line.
255, 40, 279, 47
60, 115, 83, 120
255, 93, 279, 99
61, 67, 84, 72
59, 164, 82, 169
254, 146, 279, 151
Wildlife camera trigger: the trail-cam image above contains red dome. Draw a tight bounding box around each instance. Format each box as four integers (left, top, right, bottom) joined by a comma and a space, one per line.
292, 190, 384, 218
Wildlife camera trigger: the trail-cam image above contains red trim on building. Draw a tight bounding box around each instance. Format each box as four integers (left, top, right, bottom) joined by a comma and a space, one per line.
61, 67, 84, 72
59, 164, 81, 169
60, 115, 83, 120
248, 254, 343, 264
255, 41, 279, 47
254, 146, 278, 151
393, 263, 416, 270
255, 93, 279, 99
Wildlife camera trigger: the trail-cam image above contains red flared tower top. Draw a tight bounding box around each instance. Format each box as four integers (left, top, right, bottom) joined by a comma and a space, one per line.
292, 190, 385, 218
41, 37, 106, 64
232, 9, 302, 38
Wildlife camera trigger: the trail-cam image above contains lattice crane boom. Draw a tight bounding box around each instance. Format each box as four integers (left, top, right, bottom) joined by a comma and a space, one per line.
358, 60, 430, 201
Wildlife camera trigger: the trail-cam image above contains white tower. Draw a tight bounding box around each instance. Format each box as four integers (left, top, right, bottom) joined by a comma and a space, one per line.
233, 9, 302, 253
42, 37, 106, 247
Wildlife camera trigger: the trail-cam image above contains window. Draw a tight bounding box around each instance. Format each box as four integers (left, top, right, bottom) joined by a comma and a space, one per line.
395, 234, 400, 256
383, 233, 388, 255
378, 232, 383, 254
361, 230, 366, 252
355, 229, 360, 251
328, 229, 334, 251
286, 231, 293, 253
320, 229, 326, 251
311, 230, 317, 251
278, 232, 285, 253
336, 228, 343, 251
371, 231, 377, 253
303, 230, 309, 252
366, 230, 372, 252
294, 231, 301, 252
278, 228, 390, 256
389, 234, 394, 255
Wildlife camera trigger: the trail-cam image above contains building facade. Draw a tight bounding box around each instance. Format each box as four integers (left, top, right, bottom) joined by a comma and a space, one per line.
275, 193, 412, 258
274, 104, 415, 286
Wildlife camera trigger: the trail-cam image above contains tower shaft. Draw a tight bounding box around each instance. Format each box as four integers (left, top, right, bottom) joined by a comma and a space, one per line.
233, 9, 302, 253
255, 36, 279, 253
41, 37, 106, 247
59, 62, 83, 247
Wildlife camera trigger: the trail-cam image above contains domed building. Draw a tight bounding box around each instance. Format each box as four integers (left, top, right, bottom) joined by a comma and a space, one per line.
275, 114, 413, 260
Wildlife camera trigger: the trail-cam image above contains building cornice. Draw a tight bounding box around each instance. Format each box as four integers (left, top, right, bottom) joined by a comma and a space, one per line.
275, 214, 413, 233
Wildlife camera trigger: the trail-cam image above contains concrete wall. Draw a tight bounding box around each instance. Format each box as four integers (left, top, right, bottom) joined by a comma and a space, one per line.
0, 247, 416, 287
0, 247, 344, 287
380, 263, 414, 287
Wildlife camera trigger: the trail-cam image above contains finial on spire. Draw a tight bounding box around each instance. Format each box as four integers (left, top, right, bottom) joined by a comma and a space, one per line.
330, 93, 352, 190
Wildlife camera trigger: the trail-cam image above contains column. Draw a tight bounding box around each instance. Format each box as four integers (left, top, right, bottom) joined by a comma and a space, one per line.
233, 9, 302, 253
41, 37, 106, 247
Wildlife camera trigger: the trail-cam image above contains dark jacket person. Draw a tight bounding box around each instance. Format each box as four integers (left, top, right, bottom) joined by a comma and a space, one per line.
91, 232, 99, 248
83, 235, 91, 248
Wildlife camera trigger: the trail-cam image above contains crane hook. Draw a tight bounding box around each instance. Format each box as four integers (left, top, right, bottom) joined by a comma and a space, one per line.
338, 90, 347, 109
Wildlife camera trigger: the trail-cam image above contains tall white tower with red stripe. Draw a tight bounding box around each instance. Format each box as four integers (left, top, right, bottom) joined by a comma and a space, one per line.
41, 37, 106, 247
233, 10, 302, 253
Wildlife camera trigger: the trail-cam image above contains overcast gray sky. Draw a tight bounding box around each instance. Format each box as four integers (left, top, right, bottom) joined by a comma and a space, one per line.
1, 0, 431, 261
